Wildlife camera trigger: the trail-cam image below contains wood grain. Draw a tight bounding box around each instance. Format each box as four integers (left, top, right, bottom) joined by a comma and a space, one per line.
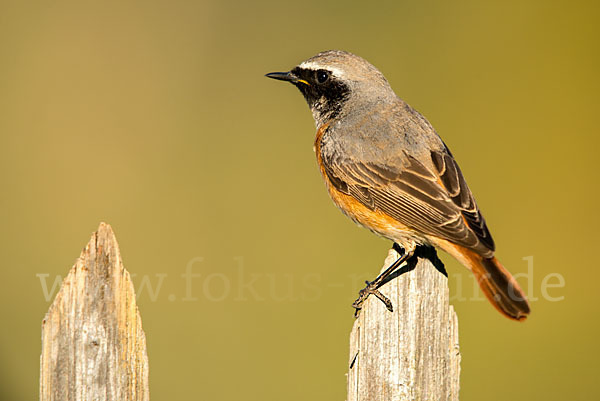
40, 222, 149, 401
347, 248, 460, 401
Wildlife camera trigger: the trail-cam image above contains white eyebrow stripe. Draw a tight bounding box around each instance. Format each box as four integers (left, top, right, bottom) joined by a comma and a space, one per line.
298, 61, 345, 78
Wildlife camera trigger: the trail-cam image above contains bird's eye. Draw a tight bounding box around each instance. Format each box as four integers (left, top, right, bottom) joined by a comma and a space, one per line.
316, 70, 329, 84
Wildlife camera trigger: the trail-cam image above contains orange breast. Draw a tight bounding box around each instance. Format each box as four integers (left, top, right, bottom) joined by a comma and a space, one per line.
314, 125, 427, 247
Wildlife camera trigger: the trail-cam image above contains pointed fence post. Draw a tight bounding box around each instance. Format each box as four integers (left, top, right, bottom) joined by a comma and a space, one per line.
40, 222, 149, 401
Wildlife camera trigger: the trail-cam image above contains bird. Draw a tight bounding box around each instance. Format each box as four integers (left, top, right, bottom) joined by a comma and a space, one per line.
266, 50, 530, 321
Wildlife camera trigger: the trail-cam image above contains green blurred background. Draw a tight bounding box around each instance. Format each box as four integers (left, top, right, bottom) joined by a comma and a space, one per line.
1, 0, 598, 400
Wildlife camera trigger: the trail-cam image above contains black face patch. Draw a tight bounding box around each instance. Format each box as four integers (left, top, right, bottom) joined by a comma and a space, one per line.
290, 67, 350, 120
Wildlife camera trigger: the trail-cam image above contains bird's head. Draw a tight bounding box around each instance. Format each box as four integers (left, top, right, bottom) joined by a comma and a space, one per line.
266, 50, 395, 127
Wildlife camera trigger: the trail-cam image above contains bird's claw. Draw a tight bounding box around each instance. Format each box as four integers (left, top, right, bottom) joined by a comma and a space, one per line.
352, 280, 394, 317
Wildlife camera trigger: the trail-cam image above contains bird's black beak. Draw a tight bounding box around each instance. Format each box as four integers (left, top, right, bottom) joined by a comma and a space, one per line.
265, 71, 296, 82
265, 71, 310, 86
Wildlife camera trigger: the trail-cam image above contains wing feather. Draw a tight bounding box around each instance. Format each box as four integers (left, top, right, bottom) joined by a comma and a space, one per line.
322, 148, 495, 255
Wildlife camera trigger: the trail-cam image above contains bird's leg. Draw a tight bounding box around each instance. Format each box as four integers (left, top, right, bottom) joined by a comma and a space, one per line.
352, 243, 416, 317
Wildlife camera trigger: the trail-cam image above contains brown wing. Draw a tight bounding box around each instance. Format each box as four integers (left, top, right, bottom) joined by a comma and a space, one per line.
322, 148, 495, 256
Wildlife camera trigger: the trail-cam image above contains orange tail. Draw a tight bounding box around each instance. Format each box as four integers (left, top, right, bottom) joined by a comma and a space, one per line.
468, 255, 530, 321
434, 240, 531, 320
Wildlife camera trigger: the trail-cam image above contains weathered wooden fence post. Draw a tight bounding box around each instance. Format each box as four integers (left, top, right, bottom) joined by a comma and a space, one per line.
347, 248, 460, 401
40, 222, 149, 401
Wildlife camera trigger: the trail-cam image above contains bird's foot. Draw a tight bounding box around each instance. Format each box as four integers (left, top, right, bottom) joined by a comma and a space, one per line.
352, 280, 393, 317
351, 242, 418, 317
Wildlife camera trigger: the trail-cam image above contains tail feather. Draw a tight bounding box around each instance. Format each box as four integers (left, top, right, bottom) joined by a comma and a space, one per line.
429, 239, 531, 320
471, 255, 530, 321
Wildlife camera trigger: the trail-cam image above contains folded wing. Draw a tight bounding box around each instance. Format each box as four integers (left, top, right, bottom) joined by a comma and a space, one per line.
322, 147, 495, 257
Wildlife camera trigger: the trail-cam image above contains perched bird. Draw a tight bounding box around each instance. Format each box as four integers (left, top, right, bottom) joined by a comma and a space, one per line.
266, 50, 530, 321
